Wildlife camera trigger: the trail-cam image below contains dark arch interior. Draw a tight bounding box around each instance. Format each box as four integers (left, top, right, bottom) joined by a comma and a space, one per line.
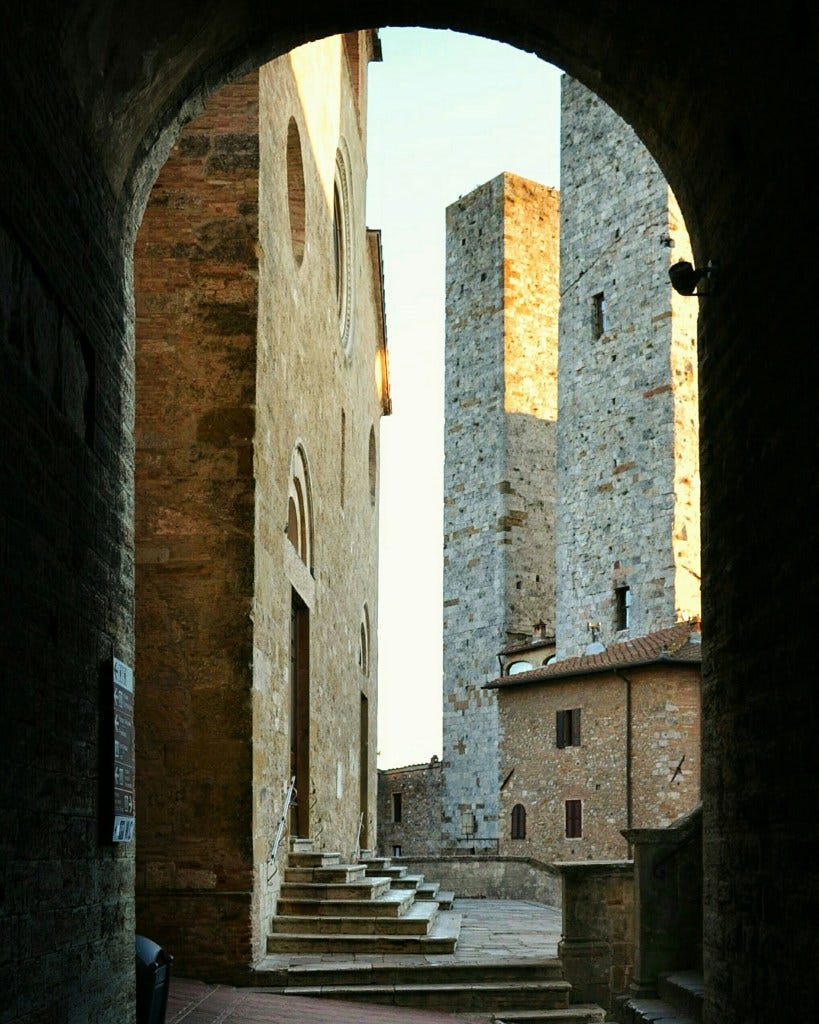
1, 5, 817, 1023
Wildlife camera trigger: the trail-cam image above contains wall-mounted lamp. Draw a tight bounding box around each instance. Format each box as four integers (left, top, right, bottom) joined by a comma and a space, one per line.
669, 259, 715, 296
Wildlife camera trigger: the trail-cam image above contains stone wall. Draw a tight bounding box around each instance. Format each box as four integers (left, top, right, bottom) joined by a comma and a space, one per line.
442, 173, 559, 848
497, 662, 701, 862
1, 7, 818, 1024
397, 855, 562, 906
556, 861, 635, 1011
377, 759, 443, 857
253, 30, 384, 943
133, 34, 384, 978
556, 77, 700, 658
134, 71, 260, 980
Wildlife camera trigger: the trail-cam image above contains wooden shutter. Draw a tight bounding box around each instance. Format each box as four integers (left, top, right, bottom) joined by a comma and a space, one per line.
511, 803, 526, 840
556, 710, 567, 748
571, 708, 582, 747
565, 799, 582, 838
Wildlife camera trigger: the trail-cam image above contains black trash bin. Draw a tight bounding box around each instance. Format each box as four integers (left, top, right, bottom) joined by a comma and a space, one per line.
135, 934, 174, 1024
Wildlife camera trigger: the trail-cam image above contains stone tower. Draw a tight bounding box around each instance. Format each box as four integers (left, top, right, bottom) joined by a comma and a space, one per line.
441, 173, 559, 847
555, 77, 700, 658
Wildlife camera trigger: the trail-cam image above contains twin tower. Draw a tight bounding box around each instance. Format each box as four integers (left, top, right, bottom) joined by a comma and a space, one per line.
441, 77, 701, 847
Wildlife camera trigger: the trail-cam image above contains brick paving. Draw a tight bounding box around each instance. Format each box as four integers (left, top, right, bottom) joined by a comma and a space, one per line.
167, 982, 490, 1023
166, 899, 561, 1023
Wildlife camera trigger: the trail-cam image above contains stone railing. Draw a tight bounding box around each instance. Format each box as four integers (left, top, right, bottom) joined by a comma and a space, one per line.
622, 803, 703, 995
554, 860, 635, 1012
395, 854, 562, 906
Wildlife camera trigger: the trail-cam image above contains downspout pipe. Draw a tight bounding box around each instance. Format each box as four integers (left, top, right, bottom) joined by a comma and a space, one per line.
614, 669, 634, 858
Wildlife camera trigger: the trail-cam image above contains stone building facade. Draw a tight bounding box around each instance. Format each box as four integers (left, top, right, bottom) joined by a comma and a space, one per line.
133, 32, 389, 977
556, 76, 700, 658
377, 757, 443, 857
489, 621, 701, 863
2, 7, 816, 1023
441, 173, 559, 849
440, 78, 701, 864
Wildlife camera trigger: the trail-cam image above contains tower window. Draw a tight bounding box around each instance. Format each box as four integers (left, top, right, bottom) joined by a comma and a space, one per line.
556, 708, 582, 748
392, 792, 402, 823
592, 292, 608, 337
565, 799, 582, 839
511, 803, 526, 840
615, 585, 632, 630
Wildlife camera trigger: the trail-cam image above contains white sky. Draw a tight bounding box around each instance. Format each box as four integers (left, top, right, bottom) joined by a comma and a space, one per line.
367, 29, 562, 769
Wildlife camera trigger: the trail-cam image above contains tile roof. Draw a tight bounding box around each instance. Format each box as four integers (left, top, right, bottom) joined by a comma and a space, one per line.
485, 620, 701, 690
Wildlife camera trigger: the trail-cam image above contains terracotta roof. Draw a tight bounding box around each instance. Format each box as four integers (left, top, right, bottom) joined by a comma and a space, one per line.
485, 620, 701, 690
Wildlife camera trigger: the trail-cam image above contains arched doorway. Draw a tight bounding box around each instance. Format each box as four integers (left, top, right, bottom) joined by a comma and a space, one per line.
1, 6, 816, 1024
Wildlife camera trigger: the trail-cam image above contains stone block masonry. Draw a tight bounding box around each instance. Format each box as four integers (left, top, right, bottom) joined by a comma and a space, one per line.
556, 77, 700, 658
133, 34, 386, 979
442, 173, 559, 849
377, 759, 443, 857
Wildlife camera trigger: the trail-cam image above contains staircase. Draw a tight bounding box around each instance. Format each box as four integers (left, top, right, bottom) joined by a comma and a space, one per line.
255, 958, 606, 1020
256, 843, 607, 1020
617, 970, 704, 1024
264, 846, 460, 955
360, 853, 455, 908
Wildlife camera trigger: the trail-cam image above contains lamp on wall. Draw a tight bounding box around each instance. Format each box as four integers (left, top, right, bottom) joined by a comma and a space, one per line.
669, 259, 715, 296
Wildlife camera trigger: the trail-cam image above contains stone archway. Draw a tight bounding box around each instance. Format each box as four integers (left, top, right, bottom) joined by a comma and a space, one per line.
1, 5, 816, 1023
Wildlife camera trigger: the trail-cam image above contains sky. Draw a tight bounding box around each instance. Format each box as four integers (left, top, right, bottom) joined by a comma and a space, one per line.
366, 29, 562, 769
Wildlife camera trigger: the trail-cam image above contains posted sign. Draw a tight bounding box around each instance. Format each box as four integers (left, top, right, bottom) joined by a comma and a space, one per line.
112, 657, 135, 843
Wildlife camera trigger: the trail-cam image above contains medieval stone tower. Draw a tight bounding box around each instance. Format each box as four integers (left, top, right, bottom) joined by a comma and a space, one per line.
555, 77, 700, 657
441, 173, 560, 848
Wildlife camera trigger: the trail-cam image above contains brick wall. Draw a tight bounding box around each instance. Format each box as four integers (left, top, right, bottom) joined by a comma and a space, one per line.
498, 663, 700, 862
133, 72, 260, 979
132, 35, 385, 979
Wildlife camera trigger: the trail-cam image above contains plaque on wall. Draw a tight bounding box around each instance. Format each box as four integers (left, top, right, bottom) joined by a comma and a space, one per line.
112, 657, 135, 843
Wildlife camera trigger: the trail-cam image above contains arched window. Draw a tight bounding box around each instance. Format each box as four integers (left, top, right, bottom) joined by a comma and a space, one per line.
368, 424, 377, 505
511, 803, 526, 840
286, 445, 313, 567
333, 145, 354, 353
359, 604, 371, 676
286, 117, 306, 266
507, 660, 531, 675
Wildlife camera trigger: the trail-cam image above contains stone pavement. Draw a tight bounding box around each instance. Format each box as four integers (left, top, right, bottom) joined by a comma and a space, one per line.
167, 899, 562, 1023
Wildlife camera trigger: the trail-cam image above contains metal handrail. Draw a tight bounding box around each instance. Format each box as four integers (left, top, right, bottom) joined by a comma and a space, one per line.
267, 775, 297, 883
353, 812, 364, 862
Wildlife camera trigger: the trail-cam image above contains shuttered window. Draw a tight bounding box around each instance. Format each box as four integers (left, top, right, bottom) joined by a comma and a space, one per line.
511, 803, 526, 840
565, 799, 582, 838
556, 708, 582, 748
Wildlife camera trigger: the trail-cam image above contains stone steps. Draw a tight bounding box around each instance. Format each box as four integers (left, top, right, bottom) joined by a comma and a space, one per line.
278, 877, 392, 901
363, 864, 408, 879
266, 843, 459, 958
272, 958, 565, 987
618, 970, 703, 1024
389, 872, 425, 890
658, 971, 704, 1021
265, 909, 461, 955
270, 978, 572, 1012
493, 1008, 607, 1023
284, 863, 368, 884
269, 901, 439, 936
287, 850, 342, 868
276, 889, 414, 918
